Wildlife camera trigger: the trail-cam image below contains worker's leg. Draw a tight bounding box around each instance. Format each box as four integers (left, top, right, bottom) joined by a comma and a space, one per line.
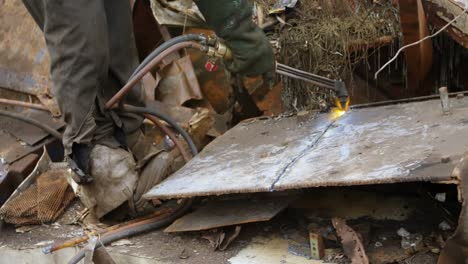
21, 0, 139, 218
21, 1, 44, 28
22, 0, 120, 156
102, 0, 145, 139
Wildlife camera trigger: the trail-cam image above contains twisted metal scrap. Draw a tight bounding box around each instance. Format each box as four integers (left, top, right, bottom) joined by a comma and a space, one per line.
332, 217, 369, 264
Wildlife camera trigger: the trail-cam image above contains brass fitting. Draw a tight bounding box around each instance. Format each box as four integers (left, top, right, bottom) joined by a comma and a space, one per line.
206, 41, 232, 60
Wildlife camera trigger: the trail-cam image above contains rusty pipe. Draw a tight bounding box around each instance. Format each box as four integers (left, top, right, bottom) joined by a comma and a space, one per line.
105, 41, 204, 110
0, 98, 48, 111
42, 208, 171, 254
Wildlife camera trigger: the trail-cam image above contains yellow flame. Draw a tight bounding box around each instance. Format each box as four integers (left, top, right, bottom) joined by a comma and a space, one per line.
335, 97, 350, 112
331, 97, 350, 120
331, 108, 346, 119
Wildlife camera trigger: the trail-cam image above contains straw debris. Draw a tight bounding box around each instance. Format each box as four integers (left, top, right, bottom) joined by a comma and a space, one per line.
257, 0, 400, 110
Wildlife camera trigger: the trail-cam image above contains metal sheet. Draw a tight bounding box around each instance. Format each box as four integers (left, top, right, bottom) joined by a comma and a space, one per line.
0, 0, 60, 116
0, 130, 55, 164
0, 0, 51, 94
164, 197, 291, 232
156, 56, 204, 106
145, 97, 468, 199
0, 109, 64, 145
274, 98, 468, 190
144, 112, 333, 199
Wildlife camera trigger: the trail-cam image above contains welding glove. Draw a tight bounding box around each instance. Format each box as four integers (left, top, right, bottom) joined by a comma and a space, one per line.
195, 0, 275, 82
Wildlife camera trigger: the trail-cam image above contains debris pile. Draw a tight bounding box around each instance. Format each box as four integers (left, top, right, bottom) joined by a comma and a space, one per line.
257, 0, 400, 110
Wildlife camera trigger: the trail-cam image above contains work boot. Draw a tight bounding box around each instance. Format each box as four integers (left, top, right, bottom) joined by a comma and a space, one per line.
72, 144, 138, 219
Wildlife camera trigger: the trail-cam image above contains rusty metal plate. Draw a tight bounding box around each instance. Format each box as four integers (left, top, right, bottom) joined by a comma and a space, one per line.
164, 196, 291, 232
144, 112, 333, 199
0, 130, 54, 164
145, 97, 468, 199
0, 109, 64, 145
156, 55, 203, 106
0, 0, 51, 95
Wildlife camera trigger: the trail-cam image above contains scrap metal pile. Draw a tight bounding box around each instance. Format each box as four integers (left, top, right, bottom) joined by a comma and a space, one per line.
1, 0, 468, 264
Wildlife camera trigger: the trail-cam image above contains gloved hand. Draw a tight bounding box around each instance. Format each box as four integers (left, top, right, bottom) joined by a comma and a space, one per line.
195, 0, 275, 80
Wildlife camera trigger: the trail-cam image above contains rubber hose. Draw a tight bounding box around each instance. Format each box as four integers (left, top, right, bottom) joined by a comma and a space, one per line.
67, 200, 193, 264
129, 34, 206, 80
122, 105, 198, 156
144, 114, 190, 162
106, 41, 203, 109
0, 109, 62, 139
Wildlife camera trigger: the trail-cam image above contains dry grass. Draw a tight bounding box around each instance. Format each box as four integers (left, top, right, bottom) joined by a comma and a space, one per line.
258, 0, 400, 110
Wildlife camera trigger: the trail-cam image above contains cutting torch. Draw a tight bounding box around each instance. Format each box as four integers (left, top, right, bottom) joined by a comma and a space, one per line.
205, 39, 350, 111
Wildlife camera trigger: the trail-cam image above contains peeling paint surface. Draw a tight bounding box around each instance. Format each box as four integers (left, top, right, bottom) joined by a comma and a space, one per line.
146, 97, 468, 199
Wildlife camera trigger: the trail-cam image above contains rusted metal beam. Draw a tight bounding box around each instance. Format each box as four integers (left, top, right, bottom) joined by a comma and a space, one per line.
397, 0, 433, 96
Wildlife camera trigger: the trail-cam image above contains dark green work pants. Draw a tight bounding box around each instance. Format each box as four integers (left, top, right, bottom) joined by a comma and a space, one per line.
22, 0, 145, 156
